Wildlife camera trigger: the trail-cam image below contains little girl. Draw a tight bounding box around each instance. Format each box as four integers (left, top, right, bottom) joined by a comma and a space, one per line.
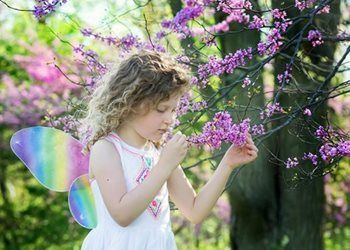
80, 50, 258, 249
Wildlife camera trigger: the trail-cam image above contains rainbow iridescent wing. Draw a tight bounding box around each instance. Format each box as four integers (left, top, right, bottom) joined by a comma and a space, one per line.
10, 126, 97, 229
69, 174, 97, 229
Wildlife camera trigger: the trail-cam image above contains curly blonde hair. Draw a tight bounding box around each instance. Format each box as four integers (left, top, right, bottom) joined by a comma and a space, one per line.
80, 50, 191, 153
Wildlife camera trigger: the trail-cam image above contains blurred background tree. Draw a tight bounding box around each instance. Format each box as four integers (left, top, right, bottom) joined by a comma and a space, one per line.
0, 0, 349, 249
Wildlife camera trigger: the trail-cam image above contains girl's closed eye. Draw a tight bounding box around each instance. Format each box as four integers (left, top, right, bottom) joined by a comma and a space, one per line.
157, 108, 176, 113
157, 109, 166, 113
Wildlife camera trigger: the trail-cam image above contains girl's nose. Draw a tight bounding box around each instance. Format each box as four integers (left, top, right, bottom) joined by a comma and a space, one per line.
164, 113, 176, 125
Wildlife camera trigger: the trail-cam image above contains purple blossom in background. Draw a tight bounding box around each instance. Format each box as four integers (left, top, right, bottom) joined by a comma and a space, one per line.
215, 198, 231, 224
242, 77, 251, 88
169, 0, 251, 37
256, 10, 292, 56
50, 115, 79, 133
286, 157, 299, 168
191, 100, 208, 111
274, 20, 292, 33
33, 0, 68, 19
155, 31, 166, 40
217, 0, 252, 15
295, 0, 316, 11
173, 5, 204, 28
319, 143, 338, 163
260, 102, 284, 119
0, 75, 65, 126
177, 93, 191, 116
257, 42, 268, 56
161, 20, 172, 29
73, 44, 106, 74
162, 0, 209, 36
226, 118, 251, 147
175, 54, 191, 65
307, 30, 324, 47
251, 124, 265, 136
197, 48, 252, 87
248, 15, 267, 30
277, 65, 292, 84
303, 108, 312, 116
302, 152, 318, 166
257, 27, 285, 56
121, 34, 139, 50
80, 29, 164, 53
200, 35, 217, 47
337, 141, 350, 157
81, 28, 119, 46
188, 111, 251, 149
315, 125, 328, 140
318, 5, 330, 14
272, 8, 287, 20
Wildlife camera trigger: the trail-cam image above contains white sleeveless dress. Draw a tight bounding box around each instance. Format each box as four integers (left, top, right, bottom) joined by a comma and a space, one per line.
82, 132, 177, 250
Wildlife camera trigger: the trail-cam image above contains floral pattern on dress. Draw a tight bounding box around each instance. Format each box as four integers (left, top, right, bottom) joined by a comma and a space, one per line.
135, 155, 163, 219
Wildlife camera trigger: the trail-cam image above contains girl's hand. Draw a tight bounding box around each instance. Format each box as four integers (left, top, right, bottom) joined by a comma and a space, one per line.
221, 133, 259, 170
158, 131, 188, 172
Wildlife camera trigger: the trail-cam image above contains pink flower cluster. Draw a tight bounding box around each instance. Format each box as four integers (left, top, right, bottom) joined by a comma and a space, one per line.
324, 175, 350, 227
307, 30, 324, 47
257, 28, 283, 56
257, 9, 291, 56
196, 48, 253, 88
277, 65, 292, 84
313, 125, 349, 162
295, 0, 316, 11
285, 126, 349, 169
302, 152, 318, 166
303, 108, 312, 116
272, 9, 287, 20
80, 29, 165, 54
319, 141, 350, 163
49, 114, 80, 133
33, 0, 68, 19
242, 77, 251, 88
161, 0, 212, 37
188, 111, 251, 150
318, 5, 330, 14
217, 0, 252, 15
251, 124, 265, 136
0, 75, 64, 126
286, 157, 299, 168
73, 44, 106, 74
162, 0, 254, 38
248, 15, 267, 30
13, 41, 81, 93
175, 93, 208, 117
260, 102, 284, 119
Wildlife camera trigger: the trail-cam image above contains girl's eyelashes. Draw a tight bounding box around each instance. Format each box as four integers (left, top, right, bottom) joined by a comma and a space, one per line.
157, 108, 176, 113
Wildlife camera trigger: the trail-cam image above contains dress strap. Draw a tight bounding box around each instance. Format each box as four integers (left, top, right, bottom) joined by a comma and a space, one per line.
104, 134, 124, 163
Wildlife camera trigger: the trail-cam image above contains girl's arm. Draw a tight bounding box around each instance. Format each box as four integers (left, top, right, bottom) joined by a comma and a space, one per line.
90, 139, 173, 227
168, 133, 258, 224
167, 162, 232, 224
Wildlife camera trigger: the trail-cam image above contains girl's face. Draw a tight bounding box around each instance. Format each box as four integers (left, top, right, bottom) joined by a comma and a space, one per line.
129, 93, 181, 143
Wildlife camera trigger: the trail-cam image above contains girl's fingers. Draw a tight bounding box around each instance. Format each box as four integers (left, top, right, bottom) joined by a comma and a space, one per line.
248, 150, 257, 157
246, 144, 258, 152
247, 136, 254, 144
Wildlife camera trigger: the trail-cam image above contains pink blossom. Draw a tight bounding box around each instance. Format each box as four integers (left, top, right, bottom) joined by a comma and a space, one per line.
307, 30, 324, 47
242, 77, 251, 88
303, 108, 312, 116
286, 157, 299, 168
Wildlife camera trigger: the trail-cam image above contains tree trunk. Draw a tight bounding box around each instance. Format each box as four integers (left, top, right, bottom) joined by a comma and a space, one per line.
271, 1, 341, 249
213, 3, 281, 249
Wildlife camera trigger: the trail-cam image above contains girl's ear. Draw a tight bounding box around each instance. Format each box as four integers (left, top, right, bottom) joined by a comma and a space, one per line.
133, 101, 150, 116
